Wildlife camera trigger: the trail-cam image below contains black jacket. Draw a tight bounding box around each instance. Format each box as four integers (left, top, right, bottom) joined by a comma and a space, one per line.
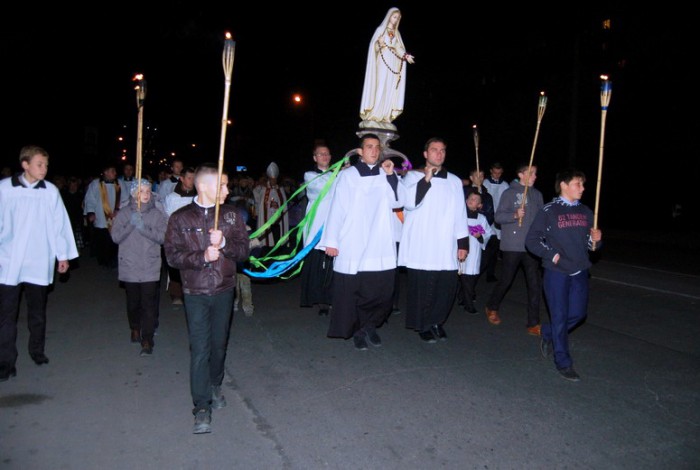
164, 201, 249, 295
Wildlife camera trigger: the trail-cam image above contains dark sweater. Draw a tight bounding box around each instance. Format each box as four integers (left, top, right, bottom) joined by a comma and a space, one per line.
525, 197, 600, 274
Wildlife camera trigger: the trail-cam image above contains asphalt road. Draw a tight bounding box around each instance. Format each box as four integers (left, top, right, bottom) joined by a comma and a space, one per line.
1, 231, 699, 469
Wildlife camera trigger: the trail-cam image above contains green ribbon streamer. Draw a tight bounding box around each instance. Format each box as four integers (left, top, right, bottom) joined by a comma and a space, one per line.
247, 157, 348, 278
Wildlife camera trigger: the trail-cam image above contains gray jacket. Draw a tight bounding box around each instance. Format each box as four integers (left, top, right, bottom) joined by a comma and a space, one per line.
494, 180, 543, 252
110, 197, 168, 283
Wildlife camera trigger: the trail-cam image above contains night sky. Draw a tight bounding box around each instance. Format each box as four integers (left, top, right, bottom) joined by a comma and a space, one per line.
2, 4, 695, 228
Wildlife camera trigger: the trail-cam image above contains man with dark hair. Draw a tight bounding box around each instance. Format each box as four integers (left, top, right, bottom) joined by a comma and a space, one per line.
84, 163, 121, 267
482, 162, 509, 282
484, 163, 544, 335
398, 137, 469, 342
320, 134, 405, 350
526, 168, 602, 382
164, 163, 250, 433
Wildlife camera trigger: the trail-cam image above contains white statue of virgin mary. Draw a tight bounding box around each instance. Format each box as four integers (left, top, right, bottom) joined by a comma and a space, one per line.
359, 7, 415, 131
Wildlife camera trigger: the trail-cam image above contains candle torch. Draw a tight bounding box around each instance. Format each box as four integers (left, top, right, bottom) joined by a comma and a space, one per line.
519, 91, 547, 227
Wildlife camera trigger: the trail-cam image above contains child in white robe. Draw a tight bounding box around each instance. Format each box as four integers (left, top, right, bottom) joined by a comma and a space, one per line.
458, 192, 492, 313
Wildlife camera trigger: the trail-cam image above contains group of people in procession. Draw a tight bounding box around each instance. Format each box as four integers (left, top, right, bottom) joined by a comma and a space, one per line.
1, 6, 605, 437
0, 134, 602, 434
301, 133, 602, 387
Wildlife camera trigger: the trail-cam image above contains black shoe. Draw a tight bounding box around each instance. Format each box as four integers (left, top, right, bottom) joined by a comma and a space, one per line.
391, 307, 401, 315
140, 344, 153, 357
30, 353, 49, 365
0, 366, 17, 382
366, 330, 382, 347
558, 367, 580, 382
418, 331, 437, 343
430, 324, 447, 341
540, 338, 553, 359
318, 307, 329, 316
464, 305, 479, 315
353, 334, 368, 350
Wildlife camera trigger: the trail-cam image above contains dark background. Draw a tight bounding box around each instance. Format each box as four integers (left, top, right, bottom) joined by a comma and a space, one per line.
1, 3, 695, 229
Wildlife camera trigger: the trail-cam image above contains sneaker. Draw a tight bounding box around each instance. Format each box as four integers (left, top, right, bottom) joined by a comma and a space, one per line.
140, 344, 153, 357
353, 334, 368, 351
485, 307, 501, 325
391, 307, 401, 315
558, 367, 581, 382
366, 330, 382, 347
212, 385, 227, 409
172, 298, 184, 305
540, 338, 552, 359
430, 324, 447, 341
527, 324, 541, 336
193, 408, 212, 434
418, 331, 437, 343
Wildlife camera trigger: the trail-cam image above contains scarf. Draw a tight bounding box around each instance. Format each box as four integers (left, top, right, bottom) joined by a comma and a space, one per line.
99, 179, 120, 230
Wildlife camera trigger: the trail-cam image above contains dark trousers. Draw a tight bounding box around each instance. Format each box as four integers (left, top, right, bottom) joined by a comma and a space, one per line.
486, 250, 541, 327
541, 269, 589, 370
299, 249, 333, 307
94, 227, 117, 266
391, 242, 401, 310
328, 270, 395, 339
124, 281, 159, 346
481, 237, 500, 278
167, 265, 183, 300
457, 274, 478, 310
184, 289, 234, 413
405, 269, 458, 332
0, 283, 49, 368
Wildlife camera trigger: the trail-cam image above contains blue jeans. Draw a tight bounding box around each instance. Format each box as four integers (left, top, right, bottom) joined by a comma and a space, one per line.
184, 289, 234, 413
541, 269, 589, 369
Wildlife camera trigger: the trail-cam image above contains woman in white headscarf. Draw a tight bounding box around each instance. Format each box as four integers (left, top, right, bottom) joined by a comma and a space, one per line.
360, 7, 415, 130
110, 180, 168, 356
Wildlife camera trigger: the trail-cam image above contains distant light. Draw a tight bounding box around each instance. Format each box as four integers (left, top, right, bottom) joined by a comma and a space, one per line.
292, 94, 303, 104
171, 152, 176, 156
191, 143, 196, 148
121, 156, 126, 161
117, 136, 123, 141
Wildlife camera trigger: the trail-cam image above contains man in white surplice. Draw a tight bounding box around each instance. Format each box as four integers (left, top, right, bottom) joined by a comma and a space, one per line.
319, 134, 406, 350
398, 137, 469, 343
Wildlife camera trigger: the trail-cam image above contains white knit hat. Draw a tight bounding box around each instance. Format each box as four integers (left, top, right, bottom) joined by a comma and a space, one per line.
129, 179, 152, 196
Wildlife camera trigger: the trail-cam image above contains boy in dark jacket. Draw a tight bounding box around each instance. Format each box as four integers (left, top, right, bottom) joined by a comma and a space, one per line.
164, 164, 250, 434
525, 169, 602, 382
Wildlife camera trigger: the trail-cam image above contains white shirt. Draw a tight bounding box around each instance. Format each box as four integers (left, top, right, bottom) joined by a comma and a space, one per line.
320, 164, 405, 274
0, 176, 78, 285
398, 170, 469, 271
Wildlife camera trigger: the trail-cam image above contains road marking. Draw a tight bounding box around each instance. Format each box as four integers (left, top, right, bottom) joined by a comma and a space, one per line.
592, 276, 700, 300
